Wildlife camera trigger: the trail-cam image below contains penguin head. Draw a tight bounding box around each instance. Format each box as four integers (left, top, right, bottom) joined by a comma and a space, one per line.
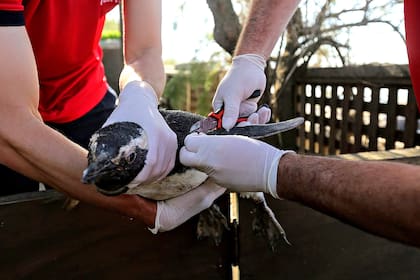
82, 122, 148, 196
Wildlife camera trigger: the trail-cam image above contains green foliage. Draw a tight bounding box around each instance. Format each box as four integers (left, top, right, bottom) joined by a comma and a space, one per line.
163, 71, 188, 110
163, 61, 223, 115
102, 19, 121, 40
101, 30, 121, 40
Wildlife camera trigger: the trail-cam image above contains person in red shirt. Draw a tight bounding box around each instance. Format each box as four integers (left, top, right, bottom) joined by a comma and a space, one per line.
181, 0, 420, 247
0, 0, 229, 233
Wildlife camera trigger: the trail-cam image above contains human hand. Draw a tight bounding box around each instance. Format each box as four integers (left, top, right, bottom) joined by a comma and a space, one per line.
213, 54, 266, 130
237, 105, 272, 127
149, 181, 226, 233
180, 134, 293, 198
103, 81, 177, 185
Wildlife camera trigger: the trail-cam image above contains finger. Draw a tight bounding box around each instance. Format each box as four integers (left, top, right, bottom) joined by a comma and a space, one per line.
179, 146, 199, 167
222, 101, 240, 130
212, 94, 224, 112
236, 121, 252, 127
256, 105, 272, 124
183, 133, 205, 152
238, 100, 258, 117
246, 112, 259, 124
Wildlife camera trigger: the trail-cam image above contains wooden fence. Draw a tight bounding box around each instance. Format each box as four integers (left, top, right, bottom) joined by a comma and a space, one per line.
294, 64, 419, 155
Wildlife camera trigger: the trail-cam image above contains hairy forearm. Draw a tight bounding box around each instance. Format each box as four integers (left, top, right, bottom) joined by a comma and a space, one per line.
278, 153, 420, 246
120, 0, 165, 97
235, 0, 300, 59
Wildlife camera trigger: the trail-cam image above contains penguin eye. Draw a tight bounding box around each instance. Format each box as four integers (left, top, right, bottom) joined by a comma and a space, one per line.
126, 152, 137, 164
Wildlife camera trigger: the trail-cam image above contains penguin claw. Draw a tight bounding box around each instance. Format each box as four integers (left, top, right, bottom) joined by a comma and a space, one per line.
196, 204, 229, 246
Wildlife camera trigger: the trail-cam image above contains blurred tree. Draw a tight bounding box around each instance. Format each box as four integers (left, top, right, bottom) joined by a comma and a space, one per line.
162, 60, 224, 115
207, 0, 404, 117
206, 0, 404, 147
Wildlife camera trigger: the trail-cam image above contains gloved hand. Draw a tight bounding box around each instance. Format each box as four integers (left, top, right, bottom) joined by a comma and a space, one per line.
103, 80, 177, 185
180, 134, 294, 198
149, 181, 226, 233
237, 105, 271, 127
213, 54, 266, 130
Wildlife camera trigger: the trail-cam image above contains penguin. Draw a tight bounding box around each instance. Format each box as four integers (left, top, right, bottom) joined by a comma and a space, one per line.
82, 109, 303, 249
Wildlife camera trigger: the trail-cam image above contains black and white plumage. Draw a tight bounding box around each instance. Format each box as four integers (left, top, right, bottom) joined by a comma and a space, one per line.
82, 109, 303, 249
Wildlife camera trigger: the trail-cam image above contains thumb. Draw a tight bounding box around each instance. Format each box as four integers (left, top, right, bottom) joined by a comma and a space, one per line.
212, 96, 224, 112
179, 146, 199, 167
222, 100, 240, 130
183, 133, 206, 152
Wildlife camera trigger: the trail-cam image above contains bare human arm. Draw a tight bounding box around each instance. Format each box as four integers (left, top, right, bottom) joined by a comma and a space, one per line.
181, 134, 420, 247
212, 0, 300, 130
0, 26, 156, 226
119, 0, 165, 95
235, 0, 300, 59
278, 153, 420, 246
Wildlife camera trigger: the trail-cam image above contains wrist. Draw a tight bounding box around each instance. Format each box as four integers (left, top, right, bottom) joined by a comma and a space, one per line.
108, 194, 157, 228
232, 54, 267, 71
275, 152, 297, 199
120, 80, 159, 107
267, 150, 296, 199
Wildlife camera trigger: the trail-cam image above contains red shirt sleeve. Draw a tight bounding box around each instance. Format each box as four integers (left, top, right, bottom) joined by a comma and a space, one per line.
0, 0, 23, 11
0, 0, 24, 26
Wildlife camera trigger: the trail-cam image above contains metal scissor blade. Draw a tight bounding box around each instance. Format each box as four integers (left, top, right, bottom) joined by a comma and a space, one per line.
206, 117, 304, 139
189, 117, 218, 133
189, 90, 263, 134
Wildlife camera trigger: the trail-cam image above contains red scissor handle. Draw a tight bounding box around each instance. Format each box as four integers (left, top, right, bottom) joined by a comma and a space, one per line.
208, 89, 261, 129
208, 108, 248, 130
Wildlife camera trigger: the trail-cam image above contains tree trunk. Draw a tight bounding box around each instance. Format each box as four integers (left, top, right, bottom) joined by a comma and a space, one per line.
206, 0, 242, 55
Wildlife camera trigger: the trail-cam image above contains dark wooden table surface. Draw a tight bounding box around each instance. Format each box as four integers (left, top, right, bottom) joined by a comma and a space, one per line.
1, 148, 420, 279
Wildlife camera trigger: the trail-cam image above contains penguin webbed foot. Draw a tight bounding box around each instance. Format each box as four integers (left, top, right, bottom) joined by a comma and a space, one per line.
241, 192, 290, 251
196, 204, 229, 246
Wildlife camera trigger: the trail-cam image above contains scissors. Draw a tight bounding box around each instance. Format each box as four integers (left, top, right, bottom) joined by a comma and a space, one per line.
189, 90, 261, 133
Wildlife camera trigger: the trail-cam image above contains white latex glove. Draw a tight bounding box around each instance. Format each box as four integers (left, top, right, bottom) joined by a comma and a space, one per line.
213, 54, 267, 130
237, 105, 271, 127
103, 80, 177, 185
149, 181, 226, 233
180, 134, 294, 198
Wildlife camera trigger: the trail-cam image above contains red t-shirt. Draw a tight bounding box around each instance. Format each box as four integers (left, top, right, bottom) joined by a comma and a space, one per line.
404, 0, 420, 110
0, 0, 119, 123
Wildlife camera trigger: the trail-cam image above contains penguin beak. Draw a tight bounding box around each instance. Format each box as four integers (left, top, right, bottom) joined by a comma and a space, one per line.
81, 163, 109, 185
82, 163, 129, 196
96, 185, 128, 196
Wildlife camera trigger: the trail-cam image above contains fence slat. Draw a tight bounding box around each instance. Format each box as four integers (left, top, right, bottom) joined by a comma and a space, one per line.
352, 86, 364, 152
329, 86, 338, 154
404, 88, 417, 147
340, 85, 351, 153
318, 85, 326, 154
368, 87, 380, 150
297, 84, 306, 153
385, 87, 398, 149
309, 84, 316, 153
